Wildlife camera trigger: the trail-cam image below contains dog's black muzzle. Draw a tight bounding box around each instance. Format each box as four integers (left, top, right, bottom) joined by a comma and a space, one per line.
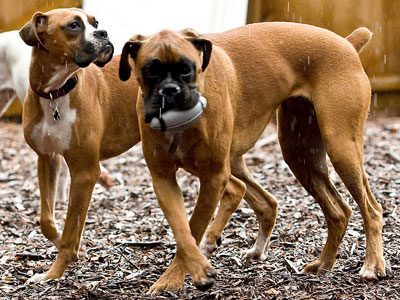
144, 83, 200, 124
159, 82, 181, 98
75, 30, 114, 68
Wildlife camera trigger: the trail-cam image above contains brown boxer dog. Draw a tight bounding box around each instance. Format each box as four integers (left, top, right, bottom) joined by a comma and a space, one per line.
20, 8, 140, 282
119, 23, 385, 293
18, 7, 265, 284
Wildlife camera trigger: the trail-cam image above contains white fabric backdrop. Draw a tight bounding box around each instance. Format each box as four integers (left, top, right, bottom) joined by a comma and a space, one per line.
83, 0, 248, 54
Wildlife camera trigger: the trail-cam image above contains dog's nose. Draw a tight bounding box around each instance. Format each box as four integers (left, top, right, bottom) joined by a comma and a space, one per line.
159, 83, 181, 97
93, 29, 108, 39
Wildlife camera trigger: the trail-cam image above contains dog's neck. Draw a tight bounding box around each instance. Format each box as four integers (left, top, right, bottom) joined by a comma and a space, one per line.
29, 48, 80, 93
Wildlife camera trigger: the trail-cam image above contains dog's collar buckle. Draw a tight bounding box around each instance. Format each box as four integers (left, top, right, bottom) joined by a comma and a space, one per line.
30, 74, 79, 100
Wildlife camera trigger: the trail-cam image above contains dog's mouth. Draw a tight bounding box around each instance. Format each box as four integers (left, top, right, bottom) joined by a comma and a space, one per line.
142, 87, 207, 133
94, 43, 114, 67
144, 87, 200, 124
148, 93, 207, 133
74, 39, 114, 68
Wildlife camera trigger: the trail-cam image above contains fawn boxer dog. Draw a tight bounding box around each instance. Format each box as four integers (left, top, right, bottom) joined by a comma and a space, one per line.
0, 30, 112, 202
20, 8, 140, 282
18, 7, 252, 284
119, 23, 385, 292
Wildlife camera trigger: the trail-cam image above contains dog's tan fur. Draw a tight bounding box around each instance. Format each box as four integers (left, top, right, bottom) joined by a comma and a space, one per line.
120, 23, 384, 293
21, 9, 140, 282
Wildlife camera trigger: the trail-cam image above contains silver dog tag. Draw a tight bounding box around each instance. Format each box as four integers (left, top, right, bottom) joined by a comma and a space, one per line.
53, 107, 61, 121
49, 100, 61, 122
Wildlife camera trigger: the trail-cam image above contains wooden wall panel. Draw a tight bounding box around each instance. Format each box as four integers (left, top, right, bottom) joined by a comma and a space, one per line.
247, 0, 400, 93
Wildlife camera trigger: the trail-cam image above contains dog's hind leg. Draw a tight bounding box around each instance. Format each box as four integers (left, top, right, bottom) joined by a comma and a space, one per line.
200, 175, 246, 257
314, 89, 385, 279
57, 158, 69, 203
277, 97, 353, 274
231, 156, 278, 261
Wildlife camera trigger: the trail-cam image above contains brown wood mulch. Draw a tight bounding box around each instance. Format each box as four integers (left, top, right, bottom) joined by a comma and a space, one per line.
0, 117, 399, 299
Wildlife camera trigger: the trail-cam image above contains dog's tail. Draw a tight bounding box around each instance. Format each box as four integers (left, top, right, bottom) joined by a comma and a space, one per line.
345, 27, 372, 53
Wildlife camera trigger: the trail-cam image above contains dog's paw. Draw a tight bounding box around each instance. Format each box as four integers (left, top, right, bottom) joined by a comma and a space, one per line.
25, 273, 48, 285
98, 168, 113, 189
192, 268, 217, 291
359, 258, 386, 280
150, 264, 215, 294
241, 248, 266, 261
300, 259, 331, 275
147, 276, 185, 295
78, 244, 87, 258
147, 258, 187, 294
186, 256, 217, 292
200, 236, 219, 258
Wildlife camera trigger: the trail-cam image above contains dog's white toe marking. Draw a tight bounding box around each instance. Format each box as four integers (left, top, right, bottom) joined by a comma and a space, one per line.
241, 248, 267, 261
199, 236, 208, 254
241, 230, 269, 261
359, 266, 377, 279
199, 236, 216, 258
26, 273, 47, 284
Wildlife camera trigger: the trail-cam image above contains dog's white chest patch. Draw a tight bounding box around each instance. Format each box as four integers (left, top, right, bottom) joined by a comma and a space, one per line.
31, 95, 76, 155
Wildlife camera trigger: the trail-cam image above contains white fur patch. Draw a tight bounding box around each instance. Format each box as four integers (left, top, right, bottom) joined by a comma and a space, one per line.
31, 95, 76, 155
77, 12, 97, 41
241, 229, 269, 261
26, 273, 48, 284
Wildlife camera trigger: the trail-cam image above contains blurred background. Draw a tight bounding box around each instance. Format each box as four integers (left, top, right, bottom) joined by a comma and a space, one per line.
0, 0, 399, 117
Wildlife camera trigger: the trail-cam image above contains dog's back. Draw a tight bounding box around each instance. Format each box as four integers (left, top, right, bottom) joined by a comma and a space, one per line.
206, 22, 371, 155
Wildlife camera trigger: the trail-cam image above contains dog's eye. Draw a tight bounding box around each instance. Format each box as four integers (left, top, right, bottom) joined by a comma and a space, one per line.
180, 67, 192, 78
143, 62, 163, 79
68, 22, 81, 30
93, 21, 99, 29
174, 65, 192, 78
175, 65, 192, 78
146, 67, 159, 78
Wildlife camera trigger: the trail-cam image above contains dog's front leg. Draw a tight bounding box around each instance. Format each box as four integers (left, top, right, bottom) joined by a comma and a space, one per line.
148, 172, 190, 294
149, 168, 229, 293
28, 156, 100, 283
36, 154, 63, 248
148, 172, 198, 293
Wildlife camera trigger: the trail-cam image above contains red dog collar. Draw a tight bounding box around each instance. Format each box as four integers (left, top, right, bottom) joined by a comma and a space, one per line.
30, 75, 79, 100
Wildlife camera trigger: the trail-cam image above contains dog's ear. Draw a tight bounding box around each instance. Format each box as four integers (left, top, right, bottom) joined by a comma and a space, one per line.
182, 29, 212, 72
189, 38, 212, 72
19, 12, 48, 52
119, 35, 145, 81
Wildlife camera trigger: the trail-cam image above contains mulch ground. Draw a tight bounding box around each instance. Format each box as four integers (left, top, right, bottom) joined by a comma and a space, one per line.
0, 117, 400, 300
